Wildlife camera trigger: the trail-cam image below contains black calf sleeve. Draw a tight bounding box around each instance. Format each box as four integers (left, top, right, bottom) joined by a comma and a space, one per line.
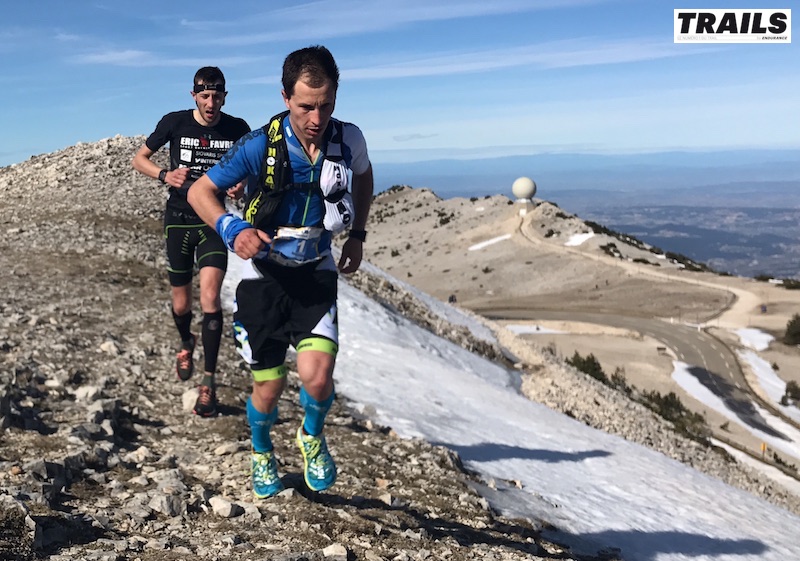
172, 309, 193, 345
202, 310, 224, 374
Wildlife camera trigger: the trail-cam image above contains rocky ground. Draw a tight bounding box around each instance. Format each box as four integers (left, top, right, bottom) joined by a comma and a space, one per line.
1, 136, 799, 560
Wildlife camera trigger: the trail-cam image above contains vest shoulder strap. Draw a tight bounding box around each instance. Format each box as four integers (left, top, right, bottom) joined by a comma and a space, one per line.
243, 111, 291, 226
243, 114, 347, 229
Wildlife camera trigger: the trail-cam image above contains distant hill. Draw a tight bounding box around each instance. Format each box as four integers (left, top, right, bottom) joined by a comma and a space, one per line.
370, 149, 800, 279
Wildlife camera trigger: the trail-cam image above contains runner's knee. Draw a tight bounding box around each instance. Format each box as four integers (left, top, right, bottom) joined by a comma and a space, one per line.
251, 376, 286, 411
198, 267, 224, 311
171, 285, 192, 315
296, 339, 336, 398
199, 290, 222, 313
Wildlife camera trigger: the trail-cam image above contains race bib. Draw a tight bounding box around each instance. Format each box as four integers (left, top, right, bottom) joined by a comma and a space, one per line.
268, 226, 325, 267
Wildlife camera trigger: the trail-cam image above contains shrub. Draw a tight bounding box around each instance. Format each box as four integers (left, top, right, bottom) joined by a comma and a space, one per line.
600, 243, 621, 258
773, 453, 798, 472
566, 352, 608, 384
786, 380, 800, 401
610, 367, 632, 395
565, 352, 708, 442
783, 314, 800, 345
542, 343, 558, 357
783, 279, 800, 290
640, 390, 710, 443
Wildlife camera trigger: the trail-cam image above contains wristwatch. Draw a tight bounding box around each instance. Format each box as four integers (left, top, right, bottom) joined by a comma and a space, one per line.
348, 229, 367, 242
158, 169, 168, 184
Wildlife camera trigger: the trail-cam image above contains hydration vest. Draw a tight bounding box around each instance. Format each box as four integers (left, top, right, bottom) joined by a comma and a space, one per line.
243, 111, 353, 233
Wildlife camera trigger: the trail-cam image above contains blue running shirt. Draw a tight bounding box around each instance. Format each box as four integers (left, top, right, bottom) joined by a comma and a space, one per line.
207, 115, 369, 260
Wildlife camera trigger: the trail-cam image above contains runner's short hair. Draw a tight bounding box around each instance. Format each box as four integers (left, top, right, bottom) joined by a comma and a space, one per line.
194, 66, 226, 88
282, 45, 339, 97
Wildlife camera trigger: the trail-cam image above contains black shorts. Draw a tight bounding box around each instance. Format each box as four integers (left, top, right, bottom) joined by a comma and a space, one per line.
233, 261, 338, 370
163, 208, 227, 286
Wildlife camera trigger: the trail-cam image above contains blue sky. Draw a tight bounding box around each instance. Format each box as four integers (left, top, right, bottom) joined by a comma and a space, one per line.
2, 0, 797, 167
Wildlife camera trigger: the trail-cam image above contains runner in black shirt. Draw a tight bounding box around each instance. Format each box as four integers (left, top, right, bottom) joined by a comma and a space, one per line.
132, 66, 251, 417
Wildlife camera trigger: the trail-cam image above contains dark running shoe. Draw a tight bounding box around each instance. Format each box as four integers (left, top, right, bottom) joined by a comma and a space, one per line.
176, 334, 195, 381
193, 385, 217, 417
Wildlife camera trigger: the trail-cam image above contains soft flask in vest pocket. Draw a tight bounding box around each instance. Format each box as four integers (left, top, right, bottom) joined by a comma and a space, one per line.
323, 192, 354, 234
320, 159, 353, 234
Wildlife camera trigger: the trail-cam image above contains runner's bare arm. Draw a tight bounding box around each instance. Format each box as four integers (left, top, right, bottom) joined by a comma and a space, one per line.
131, 145, 189, 188
188, 176, 271, 259
188, 175, 228, 227
338, 163, 374, 274
351, 163, 374, 232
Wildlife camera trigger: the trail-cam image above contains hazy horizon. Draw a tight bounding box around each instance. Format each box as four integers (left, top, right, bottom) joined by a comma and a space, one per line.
371, 147, 800, 198
5, 139, 799, 280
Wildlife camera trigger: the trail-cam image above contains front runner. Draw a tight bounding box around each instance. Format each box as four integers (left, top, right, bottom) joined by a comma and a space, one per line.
132, 66, 251, 417
188, 45, 373, 497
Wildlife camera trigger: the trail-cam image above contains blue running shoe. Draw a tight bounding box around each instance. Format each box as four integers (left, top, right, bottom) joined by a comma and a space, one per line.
296, 424, 337, 492
251, 450, 284, 498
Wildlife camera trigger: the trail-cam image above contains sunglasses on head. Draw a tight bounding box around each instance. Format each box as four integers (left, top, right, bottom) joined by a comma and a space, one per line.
193, 83, 226, 93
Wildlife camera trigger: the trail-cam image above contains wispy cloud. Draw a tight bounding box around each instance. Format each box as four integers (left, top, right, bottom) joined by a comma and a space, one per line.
73, 49, 151, 65
55, 32, 81, 42
343, 38, 715, 80
237, 37, 709, 88
0, 25, 82, 53
394, 133, 439, 142
239, 74, 282, 86
0, 28, 29, 52
178, 0, 606, 46
71, 49, 261, 68
0, 28, 26, 39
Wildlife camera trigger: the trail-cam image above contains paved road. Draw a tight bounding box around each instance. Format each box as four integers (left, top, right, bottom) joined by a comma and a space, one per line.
477, 308, 789, 439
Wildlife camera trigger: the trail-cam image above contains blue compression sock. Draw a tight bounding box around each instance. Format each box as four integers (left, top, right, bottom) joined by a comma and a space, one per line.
246, 397, 277, 453
299, 387, 335, 436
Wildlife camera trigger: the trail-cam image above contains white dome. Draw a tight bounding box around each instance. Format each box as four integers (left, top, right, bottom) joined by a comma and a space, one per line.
512, 176, 536, 200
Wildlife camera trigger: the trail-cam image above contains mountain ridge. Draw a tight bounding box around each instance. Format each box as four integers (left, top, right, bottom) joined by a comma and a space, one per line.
2, 136, 799, 560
